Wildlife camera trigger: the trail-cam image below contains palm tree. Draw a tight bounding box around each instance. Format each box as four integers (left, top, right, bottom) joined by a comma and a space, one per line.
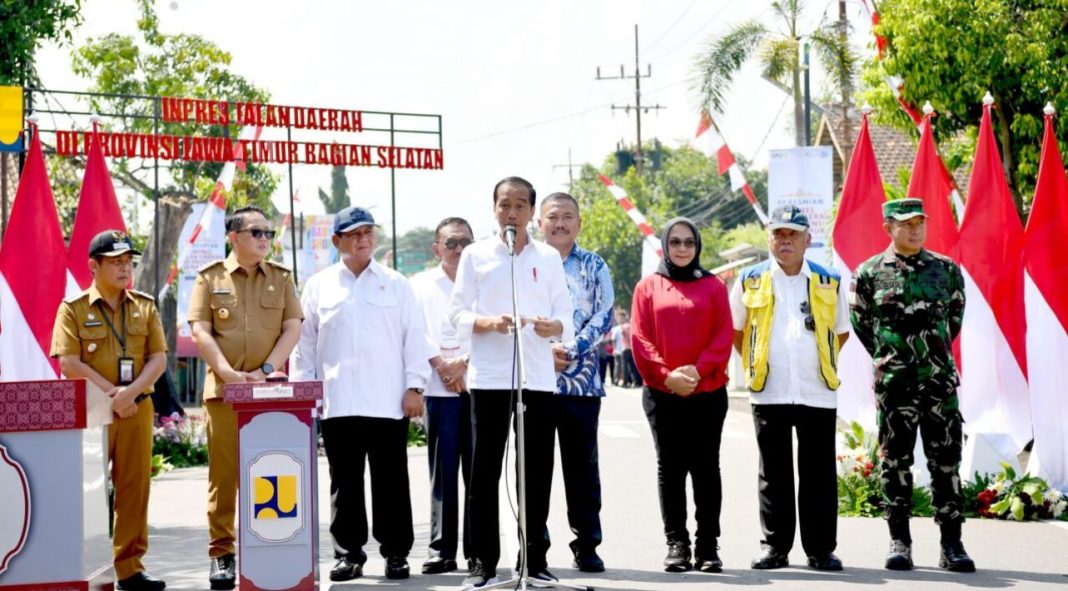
695, 0, 857, 147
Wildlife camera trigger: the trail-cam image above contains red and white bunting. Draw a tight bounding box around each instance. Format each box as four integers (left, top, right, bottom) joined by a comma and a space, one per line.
859, 1, 923, 126
692, 111, 769, 224
597, 173, 663, 276
160, 125, 263, 297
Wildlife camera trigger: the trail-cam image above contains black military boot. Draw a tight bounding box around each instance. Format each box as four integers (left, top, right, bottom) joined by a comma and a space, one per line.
885, 518, 913, 571
939, 522, 976, 573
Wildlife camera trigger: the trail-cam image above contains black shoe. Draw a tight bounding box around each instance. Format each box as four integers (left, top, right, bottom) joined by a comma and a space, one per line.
695, 548, 723, 573
422, 556, 458, 574
664, 540, 692, 572
208, 554, 236, 590
751, 546, 789, 570
885, 540, 913, 571
117, 571, 166, 591
571, 548, 606, 573
462, 561, 497, 590
940, 541, 976, 573
530, 567, 558, 582
807, 552, 843, 571
385, 556, 410, 579
329, 556, 363, 581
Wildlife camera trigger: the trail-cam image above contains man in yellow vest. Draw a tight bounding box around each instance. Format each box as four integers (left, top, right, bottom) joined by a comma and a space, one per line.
729, 205, 850, 572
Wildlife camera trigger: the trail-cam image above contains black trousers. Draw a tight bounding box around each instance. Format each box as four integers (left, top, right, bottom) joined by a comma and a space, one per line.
548, 396, 603, 552
425, 394, 473, 560
751, 403, 838, 556
623, 350, 643, 387
642, 387, 728, 556
468, 389, 555, 571
321, 415, 413, 562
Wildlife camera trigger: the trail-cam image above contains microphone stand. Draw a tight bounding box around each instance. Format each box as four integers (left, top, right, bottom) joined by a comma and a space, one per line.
482, 232, 591, 591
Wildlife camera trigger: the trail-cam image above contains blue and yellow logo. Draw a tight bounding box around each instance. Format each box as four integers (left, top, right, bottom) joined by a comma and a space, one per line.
0, 86, 23, 153
253, 475, 298, 519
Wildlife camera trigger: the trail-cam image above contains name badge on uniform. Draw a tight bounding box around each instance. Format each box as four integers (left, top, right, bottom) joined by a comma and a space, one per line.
212, 289, 232, 295
84, 320, 103, 327
118, 357, 135, 386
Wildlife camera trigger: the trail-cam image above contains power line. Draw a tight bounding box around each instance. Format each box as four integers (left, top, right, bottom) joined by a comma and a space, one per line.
643, 0, 700, 53
447, 103, 610, 146
595, 25, 666, 176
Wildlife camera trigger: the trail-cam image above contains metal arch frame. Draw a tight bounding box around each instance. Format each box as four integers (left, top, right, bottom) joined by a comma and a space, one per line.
17, 86, 444, 292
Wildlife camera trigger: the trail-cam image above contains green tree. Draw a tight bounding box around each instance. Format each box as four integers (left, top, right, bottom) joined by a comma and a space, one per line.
318, 164, 350, 213
68, 0, 277, 293
861, 0, 1068, 211
393, 225, 435, 275
571, 145, 767, 309
694, 0, 858, 146
0, 0, 82, 85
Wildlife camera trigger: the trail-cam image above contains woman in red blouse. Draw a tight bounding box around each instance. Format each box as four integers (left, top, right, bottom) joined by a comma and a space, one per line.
630, 217, 733, 574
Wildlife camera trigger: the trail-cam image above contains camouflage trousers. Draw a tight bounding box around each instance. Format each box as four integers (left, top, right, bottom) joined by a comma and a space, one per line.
875, 389, 964, 526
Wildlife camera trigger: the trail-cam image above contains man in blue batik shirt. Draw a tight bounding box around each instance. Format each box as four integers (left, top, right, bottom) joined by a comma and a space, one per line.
538, 192, 615, 573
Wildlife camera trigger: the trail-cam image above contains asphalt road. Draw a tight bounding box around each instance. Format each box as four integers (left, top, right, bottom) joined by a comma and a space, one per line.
146, 385, 1068, 589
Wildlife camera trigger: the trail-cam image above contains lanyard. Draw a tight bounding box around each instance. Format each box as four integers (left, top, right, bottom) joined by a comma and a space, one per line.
96, 299, 127, 356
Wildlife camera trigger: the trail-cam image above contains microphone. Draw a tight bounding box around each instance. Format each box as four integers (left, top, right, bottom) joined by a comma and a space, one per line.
504, 224, 517, 255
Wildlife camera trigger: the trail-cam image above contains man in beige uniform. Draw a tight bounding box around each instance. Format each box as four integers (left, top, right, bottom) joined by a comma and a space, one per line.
188, 205, 302, 590
51, 230, 168, 591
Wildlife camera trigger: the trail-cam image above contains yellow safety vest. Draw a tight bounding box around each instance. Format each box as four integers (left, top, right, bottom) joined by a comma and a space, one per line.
739, 261, 841, 392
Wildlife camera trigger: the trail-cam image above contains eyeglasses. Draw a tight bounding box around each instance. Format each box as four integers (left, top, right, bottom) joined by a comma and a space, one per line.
668, 238, 696, 249
441, 237, 473, 250
239, 228, 276, 240
800, 301, 815, 331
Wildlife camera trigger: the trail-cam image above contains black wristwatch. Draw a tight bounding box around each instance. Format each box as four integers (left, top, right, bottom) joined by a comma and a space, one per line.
261, 362, 275, 374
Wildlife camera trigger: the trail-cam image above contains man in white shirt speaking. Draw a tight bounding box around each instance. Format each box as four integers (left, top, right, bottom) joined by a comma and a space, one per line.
291, 206, 430, 582
410, 216, 476, 575
450, 177, 574, 589
729, 205, 850, 573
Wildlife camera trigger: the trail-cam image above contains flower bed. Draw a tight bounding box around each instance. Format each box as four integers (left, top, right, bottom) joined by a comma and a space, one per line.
151, 412, 208, 477
837, 422, 1066, 521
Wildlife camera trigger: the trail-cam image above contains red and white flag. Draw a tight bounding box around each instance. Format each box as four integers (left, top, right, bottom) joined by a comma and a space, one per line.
957, 97, 1030, 451
906, 111, 961, 258
1024, 105, 1068, 490
692, 111, 769, 224
831, 110, 888, 429
67, 122, 127, 292
0, 123, 67, 379
597, 174, 662, 276
160, 125, 262, 297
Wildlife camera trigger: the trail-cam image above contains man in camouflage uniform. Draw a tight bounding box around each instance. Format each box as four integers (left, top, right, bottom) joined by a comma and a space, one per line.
850, 198, 975, 573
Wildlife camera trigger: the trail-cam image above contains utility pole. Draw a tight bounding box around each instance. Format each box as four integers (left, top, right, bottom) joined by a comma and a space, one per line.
838, 0, 854, 162
552, 148, 582, 189
595, 24, 665, 176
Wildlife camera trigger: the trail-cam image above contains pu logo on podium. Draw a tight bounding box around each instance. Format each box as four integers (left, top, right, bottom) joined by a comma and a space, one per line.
254, 475, 298, 519
0, 444, 31, 574
247, 452, 304, 543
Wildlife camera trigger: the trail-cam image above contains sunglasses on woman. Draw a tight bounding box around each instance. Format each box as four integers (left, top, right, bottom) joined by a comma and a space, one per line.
668, 238, 696, 249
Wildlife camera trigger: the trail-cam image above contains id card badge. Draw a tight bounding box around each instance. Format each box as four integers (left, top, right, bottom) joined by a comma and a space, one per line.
118, 357, 135, 386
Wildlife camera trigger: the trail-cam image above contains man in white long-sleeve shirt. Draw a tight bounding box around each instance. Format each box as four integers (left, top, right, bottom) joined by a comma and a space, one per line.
291, 206, 430, 582
449, 177, 574, 589
410, 216, 475, 575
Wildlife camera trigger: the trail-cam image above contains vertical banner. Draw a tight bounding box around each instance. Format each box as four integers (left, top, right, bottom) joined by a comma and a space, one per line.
175, 203, 227, 356
768, 146, 834, 252
282, 214, 338, 292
